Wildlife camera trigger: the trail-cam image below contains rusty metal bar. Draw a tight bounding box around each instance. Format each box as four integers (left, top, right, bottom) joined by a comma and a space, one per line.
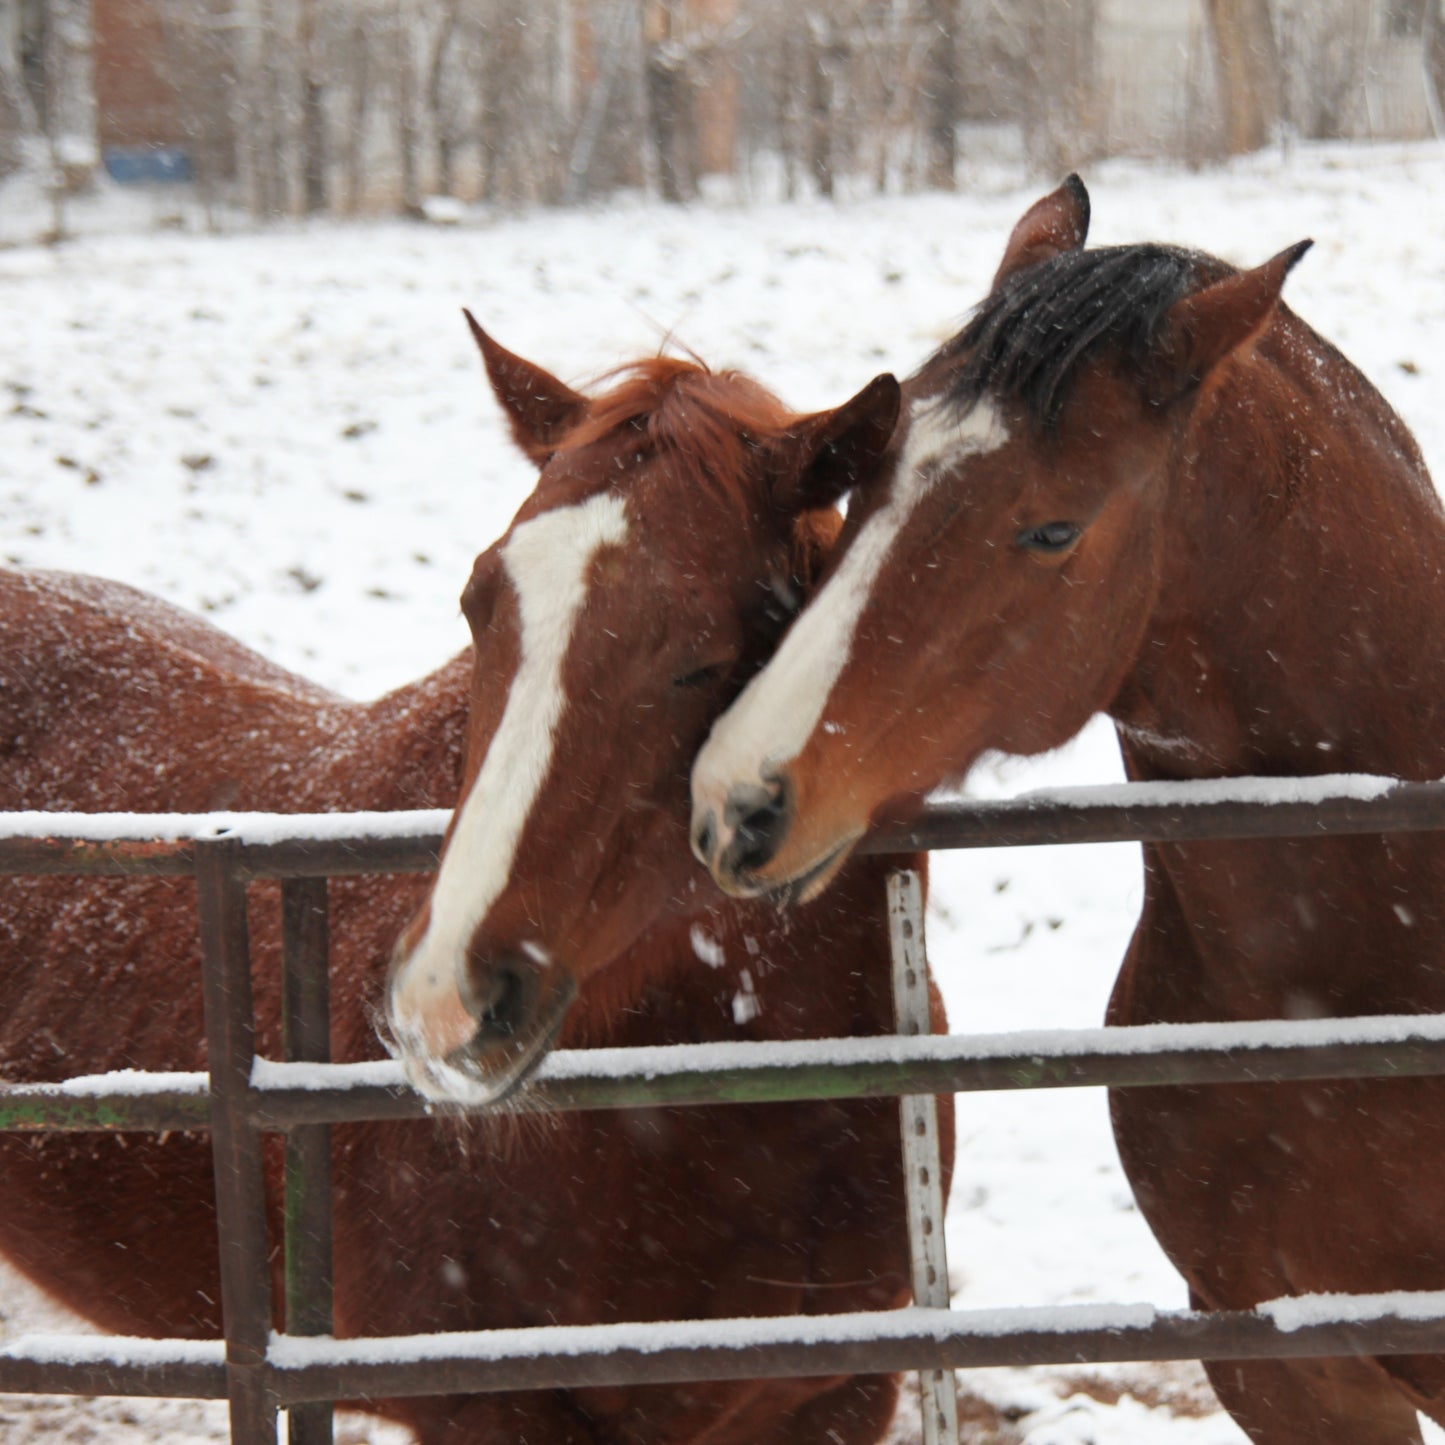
0, 835, 197, 876
10, 1013, 1445, 1137
7, 776, 1445, 881
264, 1295, 1445, 1403
0, 1078, 209, 1132
888, 871, 958, 1445
0, 810, 445, 880
11, 1288, 1445, 1408
860, 778, 1445, 853
248, 1017, 1445, 1123
8, 793, 1445, 1423
281, 876, 334, 1445
10, 1288, 1445, 1407
0, 1342, 226, 1398
242, 836, 442, 879
194, 839, 278, 1445
0, 832, 442, 879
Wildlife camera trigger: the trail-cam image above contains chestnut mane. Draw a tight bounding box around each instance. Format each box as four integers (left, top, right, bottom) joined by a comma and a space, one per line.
562, 357, 795, 507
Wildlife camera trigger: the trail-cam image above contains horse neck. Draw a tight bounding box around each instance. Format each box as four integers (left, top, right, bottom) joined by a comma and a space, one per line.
1115, 312, 1445, 783
324, 650, 472, 811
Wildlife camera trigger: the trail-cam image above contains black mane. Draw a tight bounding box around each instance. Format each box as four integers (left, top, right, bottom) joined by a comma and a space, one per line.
936, 243, 1231, 428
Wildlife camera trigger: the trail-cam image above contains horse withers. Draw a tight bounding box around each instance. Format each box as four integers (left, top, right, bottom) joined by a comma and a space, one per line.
691, 176, 1445, 1443
0, 322, 949, 1445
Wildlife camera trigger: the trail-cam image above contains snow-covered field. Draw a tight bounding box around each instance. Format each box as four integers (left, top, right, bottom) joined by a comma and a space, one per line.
3, 140, 1445, 1442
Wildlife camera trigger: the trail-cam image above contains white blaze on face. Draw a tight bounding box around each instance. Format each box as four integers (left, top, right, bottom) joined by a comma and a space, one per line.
388, 491, 630, 1059
691, 394, 1008, 800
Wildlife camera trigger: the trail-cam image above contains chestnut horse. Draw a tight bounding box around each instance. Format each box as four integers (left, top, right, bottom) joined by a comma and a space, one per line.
0, 330, 948, 1444
692, 176, 1445, 1443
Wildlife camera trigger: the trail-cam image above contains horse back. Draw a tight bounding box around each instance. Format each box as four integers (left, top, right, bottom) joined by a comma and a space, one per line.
0, 569, 352, 813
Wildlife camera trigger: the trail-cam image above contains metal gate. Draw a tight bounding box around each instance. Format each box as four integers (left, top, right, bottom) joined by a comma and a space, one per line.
6, 774, 1445, 1443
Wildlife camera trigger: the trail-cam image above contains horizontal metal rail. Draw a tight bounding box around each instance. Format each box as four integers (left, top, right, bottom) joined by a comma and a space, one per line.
4, 781, 1445, 1434
0, 1340, 227, 1399
0, 810, 447, 878
7, 1013, 1445, 1133
862, 776, 1445, 852
2, 774, 1444, 879
9, 1291, 1445, 1405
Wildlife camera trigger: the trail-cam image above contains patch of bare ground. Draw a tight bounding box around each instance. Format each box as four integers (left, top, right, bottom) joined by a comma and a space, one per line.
1051, 1361, 1220, 1418
887, 1382, 1030, 1445
886, 1363, 1220, 1443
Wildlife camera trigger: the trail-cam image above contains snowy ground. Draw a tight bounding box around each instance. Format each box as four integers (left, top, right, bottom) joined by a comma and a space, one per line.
3, 140, 1445, 1442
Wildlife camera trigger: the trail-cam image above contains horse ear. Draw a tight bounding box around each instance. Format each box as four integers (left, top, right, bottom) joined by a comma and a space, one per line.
771, 373, 902, 515
463, 310, 587, 465
991, 173, 1091, 291
1155, 239, 1313, 397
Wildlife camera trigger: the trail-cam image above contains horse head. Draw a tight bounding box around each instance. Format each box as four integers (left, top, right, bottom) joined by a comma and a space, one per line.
690, 176, 1311, 902
387, 317, 899, 1103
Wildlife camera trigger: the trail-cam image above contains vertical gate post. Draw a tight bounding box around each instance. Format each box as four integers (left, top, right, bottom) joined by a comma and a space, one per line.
195, 838, 279, 1445
282, 876, 335, 1445
888, 869, 960, 1445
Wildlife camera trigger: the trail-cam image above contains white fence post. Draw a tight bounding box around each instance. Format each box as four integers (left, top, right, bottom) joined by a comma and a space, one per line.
888, 868, 959, 1445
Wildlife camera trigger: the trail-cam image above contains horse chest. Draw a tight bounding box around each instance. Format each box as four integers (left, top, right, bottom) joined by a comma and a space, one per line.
1112, 833, 1445, 1027
1108, 830, 1445, 1306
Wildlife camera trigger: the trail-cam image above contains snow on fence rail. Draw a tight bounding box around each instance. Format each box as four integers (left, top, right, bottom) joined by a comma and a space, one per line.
11, 1010, 1445, 1134
4, 774, 1445, 1445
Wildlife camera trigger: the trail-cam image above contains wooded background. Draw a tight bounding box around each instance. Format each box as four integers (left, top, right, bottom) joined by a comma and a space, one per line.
3, 0, 1444, 219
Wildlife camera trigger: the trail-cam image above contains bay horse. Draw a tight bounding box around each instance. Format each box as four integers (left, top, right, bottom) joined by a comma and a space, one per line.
691, 175, 1445, 1443
0, 322, 949, 1445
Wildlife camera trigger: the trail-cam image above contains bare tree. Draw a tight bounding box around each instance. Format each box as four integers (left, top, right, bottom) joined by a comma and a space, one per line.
563, 0, 647, 203
1276, 0, 1369, 141
1426, 0, 1445, 132
805, 10, 848, 199
0, 2, 44, 176
7, 0, 95, 236
1205, 0, 1284, 154
422, 0, 463, 197
298, 0, 327, 211
920, 0, 957, 188
645, 0, 695, 201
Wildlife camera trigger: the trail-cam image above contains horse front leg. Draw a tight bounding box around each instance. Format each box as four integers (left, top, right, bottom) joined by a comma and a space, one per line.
1202, 1331, 1423, 1444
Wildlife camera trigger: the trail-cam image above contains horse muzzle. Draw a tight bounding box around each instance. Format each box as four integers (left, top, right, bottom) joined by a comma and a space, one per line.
690, 772, 860, 905
691, 774, 793, 896
387, 942, 578, 1107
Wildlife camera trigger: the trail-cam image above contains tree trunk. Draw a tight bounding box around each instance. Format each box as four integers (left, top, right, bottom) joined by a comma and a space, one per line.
394, 0, 420, 214
1426, 0, 1445, 135
808, 18, 839, 200
342, 20, 369, 213
425, 0, 461, 197
1205, 0, 1283, 155
298, 0, 326, 214
921, 0, 957, 190
243, 0, 287, 218
644, 0, 696, 204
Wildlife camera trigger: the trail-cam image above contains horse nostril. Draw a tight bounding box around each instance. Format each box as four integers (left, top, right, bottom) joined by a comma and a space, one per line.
692, 810, 718, 865
722, 779, 790, 876
459, 954, 534, 1043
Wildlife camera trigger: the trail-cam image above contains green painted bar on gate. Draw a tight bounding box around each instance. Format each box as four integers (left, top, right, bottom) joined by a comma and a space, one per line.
12, 1018, 1445, 1134
0, 1086, 210, 1133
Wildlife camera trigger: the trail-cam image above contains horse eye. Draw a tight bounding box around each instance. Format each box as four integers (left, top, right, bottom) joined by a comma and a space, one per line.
1017, 521, 1081, 553
673, 661, 730, 690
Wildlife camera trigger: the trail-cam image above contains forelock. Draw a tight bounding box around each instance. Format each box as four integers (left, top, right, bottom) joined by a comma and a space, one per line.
934, 243, 1229, 429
